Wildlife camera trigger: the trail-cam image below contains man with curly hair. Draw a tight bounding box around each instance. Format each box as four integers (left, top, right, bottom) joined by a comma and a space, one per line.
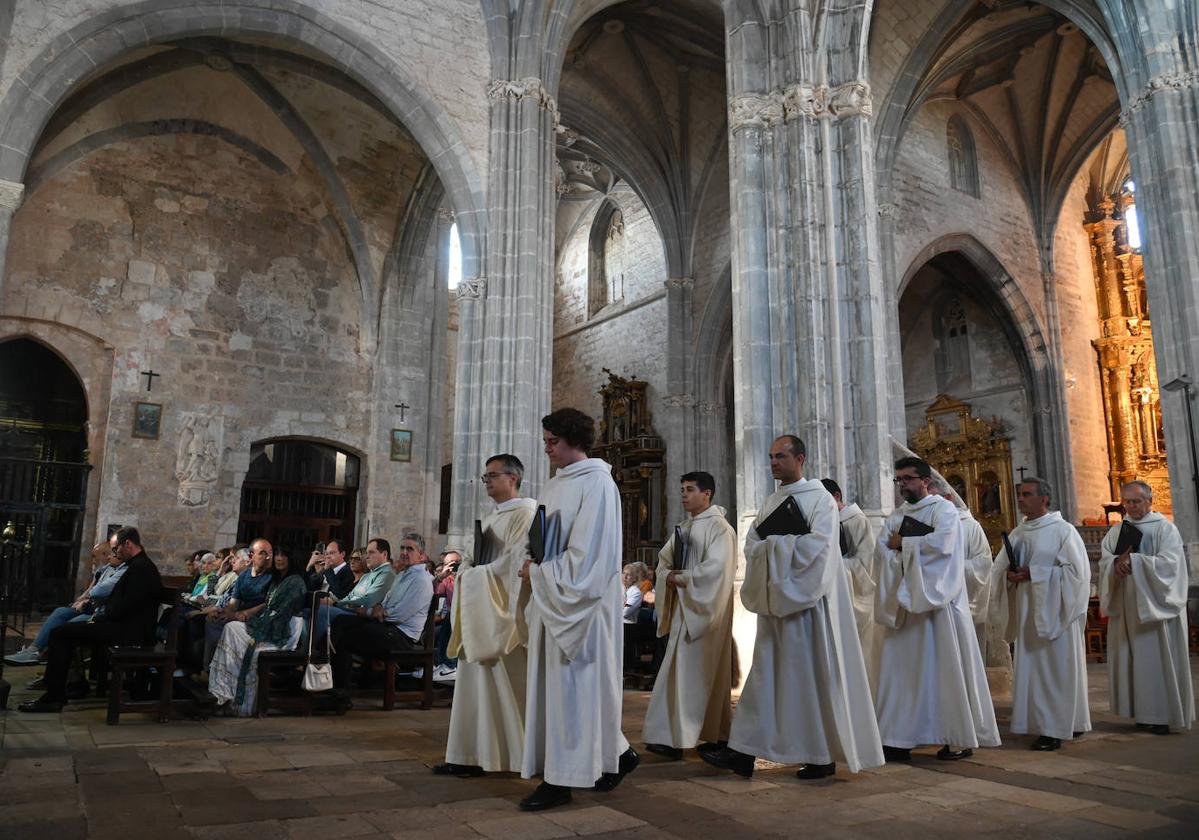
518, 408, 638, 811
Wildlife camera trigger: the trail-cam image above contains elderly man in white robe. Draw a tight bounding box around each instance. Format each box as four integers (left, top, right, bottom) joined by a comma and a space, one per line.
991, 477, 1091, 750
821, 478, 877, 670
931, 476, 993, 655
1099, 480, 1195, 735
517, 408, 637, 812
702, 436, 883, 780
642, 470, 736, 760
434, 453, 538, 778
874, 456, 1000, 762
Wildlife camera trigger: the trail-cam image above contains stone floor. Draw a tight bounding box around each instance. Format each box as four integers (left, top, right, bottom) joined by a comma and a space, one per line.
1, 660, 1197, 839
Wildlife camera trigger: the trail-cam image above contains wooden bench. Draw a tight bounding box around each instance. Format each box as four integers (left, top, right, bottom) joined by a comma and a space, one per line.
380, 593, 443, 711
256, 592, 324, 718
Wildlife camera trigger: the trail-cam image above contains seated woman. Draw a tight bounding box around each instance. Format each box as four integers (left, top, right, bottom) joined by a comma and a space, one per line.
208, 546, 307, 716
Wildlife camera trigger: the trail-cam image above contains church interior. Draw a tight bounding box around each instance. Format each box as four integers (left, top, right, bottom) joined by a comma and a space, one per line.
1, 0, 1191, 596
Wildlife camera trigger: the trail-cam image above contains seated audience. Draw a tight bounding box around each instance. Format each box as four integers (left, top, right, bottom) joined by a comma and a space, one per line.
19, 527, 162, 713
331, 534, 433, 691
432, 549, 460, 683
209, 544, 308, 716
305, 540, 356, 599
201, 539, 276, 671
6, 542, 126, 666
311, 538, 396, 641
349, 547, 368, 583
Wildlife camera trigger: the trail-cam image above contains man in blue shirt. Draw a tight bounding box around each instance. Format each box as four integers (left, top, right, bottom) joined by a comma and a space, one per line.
202, 538, 274, 668
311, 538, 397, 642
331, 533, 433, 690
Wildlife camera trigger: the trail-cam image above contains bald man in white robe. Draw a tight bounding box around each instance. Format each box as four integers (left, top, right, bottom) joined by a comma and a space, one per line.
1099, 481, 1195, 734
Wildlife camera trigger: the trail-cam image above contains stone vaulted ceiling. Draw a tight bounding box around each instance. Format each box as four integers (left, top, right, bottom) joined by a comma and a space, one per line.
908, 1, 1121, 253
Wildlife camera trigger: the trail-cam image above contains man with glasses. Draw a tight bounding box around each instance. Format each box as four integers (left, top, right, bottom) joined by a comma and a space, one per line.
435, 454, 538, 777
873, 457, 999, 761
306, 540, 355, 599
311, 538, 397, 642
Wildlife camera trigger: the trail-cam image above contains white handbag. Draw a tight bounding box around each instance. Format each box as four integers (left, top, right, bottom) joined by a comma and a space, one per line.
302, 604, 333, 692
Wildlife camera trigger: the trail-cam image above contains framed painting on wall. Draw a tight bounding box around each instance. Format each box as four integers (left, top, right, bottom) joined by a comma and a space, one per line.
390, 428, 413, 462
132, 402, 162, 440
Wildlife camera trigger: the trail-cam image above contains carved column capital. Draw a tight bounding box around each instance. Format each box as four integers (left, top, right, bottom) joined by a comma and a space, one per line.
662, 393, 696, 408
1120, 69, 1199, 125
456, 276, 487, 300
437, 207, 456, 223
729, 92, 784, 130
487, 77, 560, 127
665, 276, 695, 291
782, 83, 827, 120
877, 202, 898, 219
698, 401, 725, 416
828, 81, 873, 117
0, 179, 24, 212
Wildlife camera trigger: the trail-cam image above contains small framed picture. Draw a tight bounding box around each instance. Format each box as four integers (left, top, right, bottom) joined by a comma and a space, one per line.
133, 402, 162, 440
390, 428, 413, 462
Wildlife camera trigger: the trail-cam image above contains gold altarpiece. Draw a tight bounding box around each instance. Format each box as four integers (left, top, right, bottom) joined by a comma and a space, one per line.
592, 370, 667, 567
911, 395, 1016, 551
1084, 195, 1171, 512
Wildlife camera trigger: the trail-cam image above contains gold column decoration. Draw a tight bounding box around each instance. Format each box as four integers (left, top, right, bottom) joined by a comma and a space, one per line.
1084, 195, 1171, 512
911, 394, 1015, 551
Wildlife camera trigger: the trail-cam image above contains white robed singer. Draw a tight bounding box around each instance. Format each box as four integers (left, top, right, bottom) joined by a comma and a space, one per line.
990, 481, 1091, 745
874, 465, 999, 752
1098, 481, 1195, 731
732, 475, 884, 772
959, 507, 993, 650
444, 494, 538, 772
522, 457, 629, 787
839, 503, 878, 670
642, 503, 736, 750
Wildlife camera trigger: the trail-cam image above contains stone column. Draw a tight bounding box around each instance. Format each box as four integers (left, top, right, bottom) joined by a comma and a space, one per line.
447, 78, 557, 542
663, 275, 695, 526
0, 179, 24, 301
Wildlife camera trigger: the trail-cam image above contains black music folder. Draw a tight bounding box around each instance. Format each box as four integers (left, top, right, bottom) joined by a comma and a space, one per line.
754, 496, 810, 538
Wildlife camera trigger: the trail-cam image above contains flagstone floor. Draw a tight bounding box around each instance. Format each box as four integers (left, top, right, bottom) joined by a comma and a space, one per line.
1, 660, 1197, 839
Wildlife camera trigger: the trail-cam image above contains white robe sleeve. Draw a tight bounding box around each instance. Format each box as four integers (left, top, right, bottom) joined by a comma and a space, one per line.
1129, 521, 1188, 623
843, 514, 877, 601
962, 518, 993, 622
674, 518, 736, 642
529, 480, 620, 663
1098, 525, 1121, 617
742, 493, 838, 617
654, 538, 676, 639
989, 545, 1016, 643
1027, 526, 1091, 641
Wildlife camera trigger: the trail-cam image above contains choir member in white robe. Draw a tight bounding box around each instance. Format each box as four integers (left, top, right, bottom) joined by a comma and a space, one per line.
436, 454, 538, 776
702, 436, 883, 780
642, 471, 736, 758
518, 408, 637, 812
821, 478, 878, 672
990, 477, 1091, 750
874, 456, 1000, 761
932, 477, 993, 655
1099, 480, 1195, 734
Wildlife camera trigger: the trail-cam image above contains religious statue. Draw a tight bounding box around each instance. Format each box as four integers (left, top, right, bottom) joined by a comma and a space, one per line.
175, 412, 224, 506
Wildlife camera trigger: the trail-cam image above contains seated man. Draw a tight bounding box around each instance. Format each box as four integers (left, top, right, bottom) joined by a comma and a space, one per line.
331, 534, 433, 691
432, 549, 460, 682
200, 539, 275, 670
306, 540, 355, 599
311, 538, 396, 641
6, 542, 126, 666
20, 527, 162, 713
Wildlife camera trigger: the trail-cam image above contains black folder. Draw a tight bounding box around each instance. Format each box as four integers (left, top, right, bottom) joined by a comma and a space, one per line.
672, 525, 689, 571
473, 519, 490, 566
839, 523, 851, 556
1113, 520, 1144, 555
897, 516, 935, 538
754, 496, 810, 538
527, 504, 548, 564
1001, 530, 1020, 572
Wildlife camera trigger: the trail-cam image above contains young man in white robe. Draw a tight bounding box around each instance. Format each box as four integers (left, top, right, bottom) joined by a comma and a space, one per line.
931, 477, 993, 656
874, 456, 1000, 762
701, 436, 884, 779
434, 453, 538, 777
642, 470, 736, 760
991, 477, 1091, 750
821, 478, 877, 671
518, 408, 638, 811
1099, 480, 1195, 734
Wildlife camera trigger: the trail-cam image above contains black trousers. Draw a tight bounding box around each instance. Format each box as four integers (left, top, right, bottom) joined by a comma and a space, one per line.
42, 620, 127, 701
330, 615, 417, 689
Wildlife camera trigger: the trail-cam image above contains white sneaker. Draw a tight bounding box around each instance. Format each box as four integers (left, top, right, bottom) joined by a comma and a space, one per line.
4, 644, 42, 665
433, 664, 457, 684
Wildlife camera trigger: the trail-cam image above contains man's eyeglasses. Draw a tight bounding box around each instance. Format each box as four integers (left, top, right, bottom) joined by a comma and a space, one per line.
893, 475, 925, 485
480, 472, 510, 482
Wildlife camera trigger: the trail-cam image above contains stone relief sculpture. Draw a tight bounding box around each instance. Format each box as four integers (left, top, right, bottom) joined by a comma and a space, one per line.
175, 412, 224, 506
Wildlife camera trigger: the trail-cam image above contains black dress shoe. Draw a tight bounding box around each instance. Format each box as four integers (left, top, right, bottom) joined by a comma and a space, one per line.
594, 747, 640, 791
1030, 736, 1060, 751
699, 746, 754, 777
796, 762, 836, 779
519, 782, 572, 811
18, 697, 64, 713
432, 762, 486, 777
1072, 731, 1084, 739
1148, 724, 1170, 736
645, 743, 683, 761
882, 745, 911, 763
1135, 722, 1152, 730
697, 740, 728, 754
936, 746, 973, 761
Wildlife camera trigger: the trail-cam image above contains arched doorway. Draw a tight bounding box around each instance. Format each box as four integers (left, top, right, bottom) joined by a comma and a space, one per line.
0, 338, 91, 610
236, 439, 361, 555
